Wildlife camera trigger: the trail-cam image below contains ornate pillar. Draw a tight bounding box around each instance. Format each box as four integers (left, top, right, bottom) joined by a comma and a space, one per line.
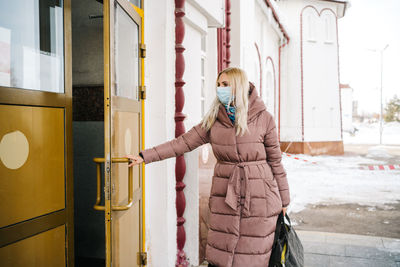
174, 0, 189, 266
217, 0, 231, 72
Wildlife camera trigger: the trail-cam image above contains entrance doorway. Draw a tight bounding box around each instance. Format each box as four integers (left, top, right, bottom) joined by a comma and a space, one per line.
0, 0, 145, 266
72, 0, 145, 266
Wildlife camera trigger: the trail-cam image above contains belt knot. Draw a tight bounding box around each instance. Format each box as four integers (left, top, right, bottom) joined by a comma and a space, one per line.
218, 160, 266, 217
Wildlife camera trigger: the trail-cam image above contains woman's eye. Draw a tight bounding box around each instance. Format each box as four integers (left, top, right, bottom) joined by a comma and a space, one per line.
217, 82, 229, 87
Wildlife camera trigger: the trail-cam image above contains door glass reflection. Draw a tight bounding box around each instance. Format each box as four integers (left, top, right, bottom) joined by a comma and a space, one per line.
0, 0, 64, 93
114, 3, 139, 100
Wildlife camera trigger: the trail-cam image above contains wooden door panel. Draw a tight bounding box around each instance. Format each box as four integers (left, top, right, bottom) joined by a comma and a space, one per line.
0, 225, 66, 266
0, 105, 65, 228
111, 111, 141, 266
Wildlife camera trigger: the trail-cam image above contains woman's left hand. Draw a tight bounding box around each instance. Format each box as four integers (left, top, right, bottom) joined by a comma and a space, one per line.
282, 207, 287, 216
125, 154, 144, 167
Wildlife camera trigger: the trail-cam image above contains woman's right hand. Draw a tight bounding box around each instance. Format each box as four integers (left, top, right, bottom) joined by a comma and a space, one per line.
125, 154, 144, 167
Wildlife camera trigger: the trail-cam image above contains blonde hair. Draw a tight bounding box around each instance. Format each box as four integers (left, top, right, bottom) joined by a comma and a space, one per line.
200, 67, 250, 136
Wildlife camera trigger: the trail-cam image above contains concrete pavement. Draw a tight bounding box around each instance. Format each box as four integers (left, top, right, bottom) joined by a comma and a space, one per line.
199, 230, 400, 266
296, 230, 400, 267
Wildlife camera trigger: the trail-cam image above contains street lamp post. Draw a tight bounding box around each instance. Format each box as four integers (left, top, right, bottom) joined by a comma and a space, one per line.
368, 44, 389, 145
379, 44, 389, 145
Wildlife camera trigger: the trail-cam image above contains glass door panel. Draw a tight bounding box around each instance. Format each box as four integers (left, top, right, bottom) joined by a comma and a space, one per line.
0, 0, 64, 93
115, 4, 140, 100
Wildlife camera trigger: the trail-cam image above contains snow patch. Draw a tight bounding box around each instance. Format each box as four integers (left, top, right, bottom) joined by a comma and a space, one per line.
284, 153, 400, 214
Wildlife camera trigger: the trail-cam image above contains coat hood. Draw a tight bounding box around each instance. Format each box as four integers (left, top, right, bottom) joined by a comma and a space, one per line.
217, 82, 266, 127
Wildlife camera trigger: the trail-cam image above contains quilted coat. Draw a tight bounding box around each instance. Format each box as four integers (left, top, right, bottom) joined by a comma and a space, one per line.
140, 82, 291, 267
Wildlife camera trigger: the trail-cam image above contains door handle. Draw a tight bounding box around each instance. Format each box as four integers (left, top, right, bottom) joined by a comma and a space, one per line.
93, 157, 134, 211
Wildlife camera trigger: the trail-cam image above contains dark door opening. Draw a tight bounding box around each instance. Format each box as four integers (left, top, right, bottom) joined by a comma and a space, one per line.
71, 0, 105, 266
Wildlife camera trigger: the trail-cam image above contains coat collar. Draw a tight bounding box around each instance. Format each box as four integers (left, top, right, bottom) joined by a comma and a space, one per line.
217, 82, 266, 127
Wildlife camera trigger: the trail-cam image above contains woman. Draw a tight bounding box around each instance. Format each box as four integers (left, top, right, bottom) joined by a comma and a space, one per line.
126, 67, 290, 267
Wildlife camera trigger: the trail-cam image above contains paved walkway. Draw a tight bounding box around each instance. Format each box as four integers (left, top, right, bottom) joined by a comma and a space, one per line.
295, 230, 400, 267
199, 230, 400, 266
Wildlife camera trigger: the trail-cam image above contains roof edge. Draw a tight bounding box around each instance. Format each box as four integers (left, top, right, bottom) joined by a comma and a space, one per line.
264, 0, 290, 43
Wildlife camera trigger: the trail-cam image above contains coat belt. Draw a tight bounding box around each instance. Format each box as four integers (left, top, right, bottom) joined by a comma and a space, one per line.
217, 159, 267, 217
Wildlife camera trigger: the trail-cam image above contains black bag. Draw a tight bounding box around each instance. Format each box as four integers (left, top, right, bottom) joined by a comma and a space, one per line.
268, 211, 304, 267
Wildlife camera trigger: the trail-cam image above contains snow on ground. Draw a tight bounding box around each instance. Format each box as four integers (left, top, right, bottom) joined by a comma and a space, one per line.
284, 120, 400, 214
343, 121, 400, 145
283, 153, 400, 214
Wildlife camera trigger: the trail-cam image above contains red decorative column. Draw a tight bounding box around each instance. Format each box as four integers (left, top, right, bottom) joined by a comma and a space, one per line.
174, 0, 189, 266
217, 0, 231, 72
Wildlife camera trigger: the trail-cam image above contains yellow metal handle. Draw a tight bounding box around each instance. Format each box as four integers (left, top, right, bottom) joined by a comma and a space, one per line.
93, 157, 134, 211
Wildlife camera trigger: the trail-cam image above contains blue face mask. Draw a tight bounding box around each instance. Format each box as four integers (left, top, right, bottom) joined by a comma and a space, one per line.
216, 86, 234, 105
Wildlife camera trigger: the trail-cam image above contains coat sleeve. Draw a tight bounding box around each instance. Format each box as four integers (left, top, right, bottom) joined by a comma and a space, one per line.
263, 111, 290, 207
139, 122, 210, 164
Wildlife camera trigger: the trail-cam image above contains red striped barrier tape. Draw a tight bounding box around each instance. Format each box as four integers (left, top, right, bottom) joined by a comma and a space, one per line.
359, 165, 400, 170
282, 152, 317, 164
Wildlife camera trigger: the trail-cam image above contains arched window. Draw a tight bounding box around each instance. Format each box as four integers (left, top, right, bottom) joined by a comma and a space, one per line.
324, 14, 334, 43
264, 57, 276, 114
307, 14, 316, 41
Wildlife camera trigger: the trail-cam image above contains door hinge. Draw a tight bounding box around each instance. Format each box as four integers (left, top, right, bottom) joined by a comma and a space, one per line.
137, 252, 147, 265
140, 43, 146, 58
139, 85, 146, 100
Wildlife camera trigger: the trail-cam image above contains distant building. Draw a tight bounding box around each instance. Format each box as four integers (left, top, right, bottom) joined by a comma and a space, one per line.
273, 0, 349, 155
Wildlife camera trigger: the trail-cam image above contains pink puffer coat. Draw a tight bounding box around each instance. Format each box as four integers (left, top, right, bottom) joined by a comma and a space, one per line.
140, 82, 290, 267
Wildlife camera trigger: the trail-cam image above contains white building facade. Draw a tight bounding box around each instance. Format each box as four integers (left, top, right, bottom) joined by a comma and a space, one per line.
276, 0, 349, 154
143, 0, 349, 265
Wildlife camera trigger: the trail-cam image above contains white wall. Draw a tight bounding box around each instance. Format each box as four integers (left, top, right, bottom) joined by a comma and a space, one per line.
205, 28, 218, 109
229, 0, 242, 67
144, 0, 176, 266
276, 0, 343, 142
275, 0, 305, 141
181, 4, 206, 264
144, 0, 222, 265
183, 2, 222, 265
240, 0, 256, 72
188, 0, 225, 27
254, 0, 281, 119
230, 0, 281, 122
302, 4, 341, 141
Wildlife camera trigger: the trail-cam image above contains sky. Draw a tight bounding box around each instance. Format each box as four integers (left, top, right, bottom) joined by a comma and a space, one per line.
338, 0, 400, 115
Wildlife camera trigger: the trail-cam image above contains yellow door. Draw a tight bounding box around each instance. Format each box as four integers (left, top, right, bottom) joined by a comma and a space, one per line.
0, 0, 73, 265
102, 0, 145, 266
